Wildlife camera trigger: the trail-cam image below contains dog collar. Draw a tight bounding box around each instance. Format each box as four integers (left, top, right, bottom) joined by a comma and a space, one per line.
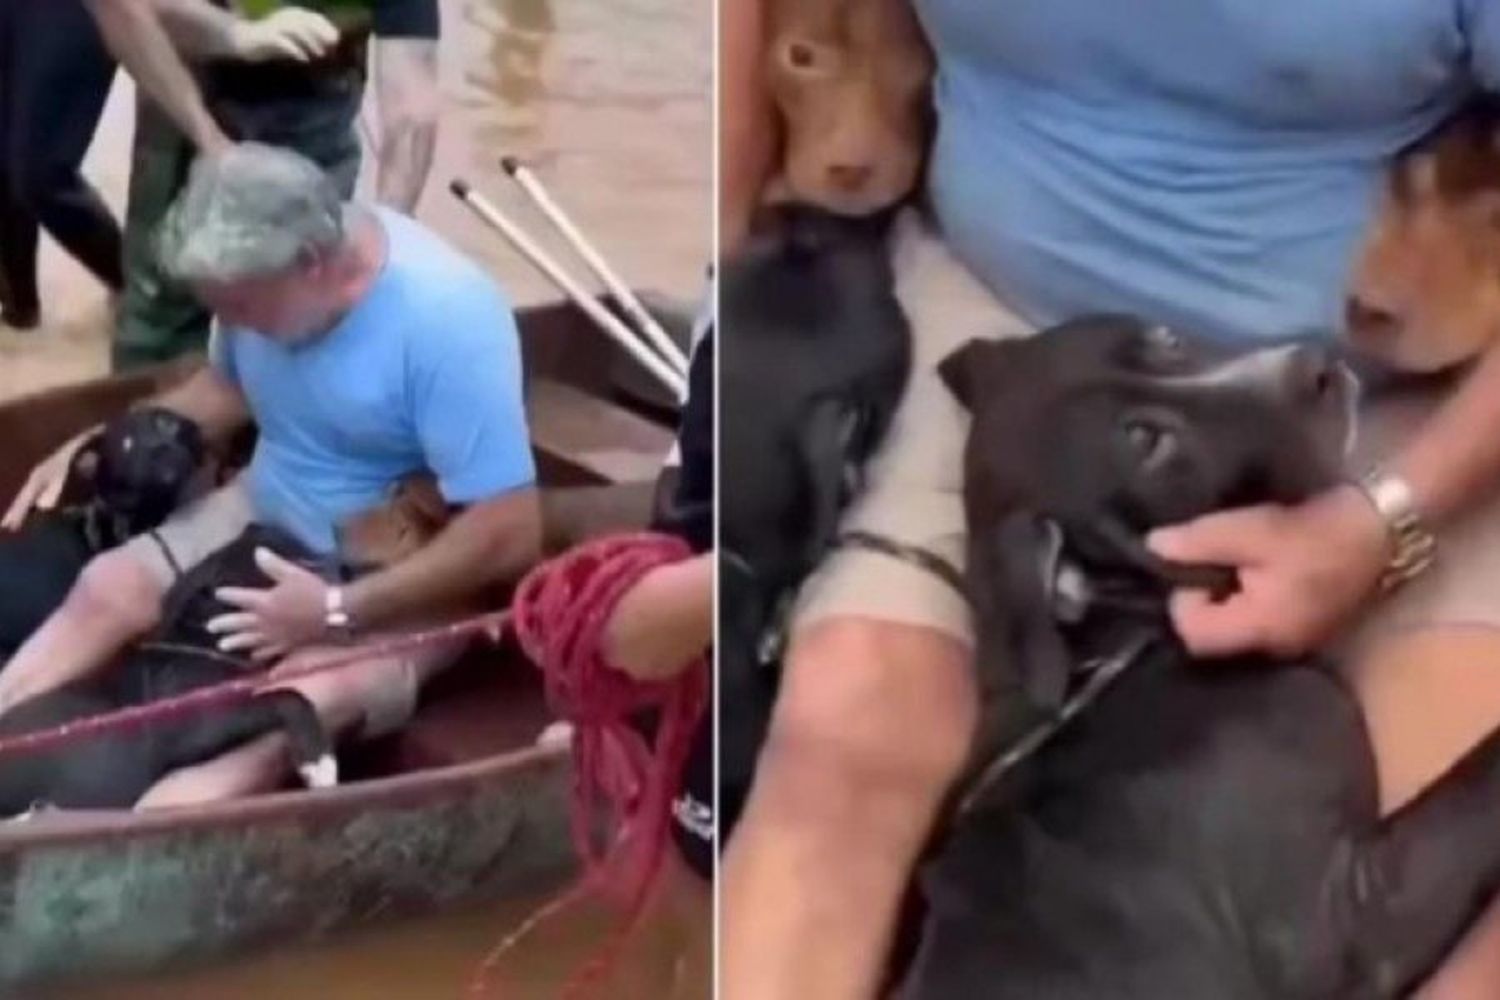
836, 531, 968, 599
958, 628, 1159, 816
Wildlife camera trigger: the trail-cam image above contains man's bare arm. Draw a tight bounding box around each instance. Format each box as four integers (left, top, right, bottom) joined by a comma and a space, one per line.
152, 366, 253, 446
372, 39, 441, 212
83, 0, 228, 152
345, 488, 542, 628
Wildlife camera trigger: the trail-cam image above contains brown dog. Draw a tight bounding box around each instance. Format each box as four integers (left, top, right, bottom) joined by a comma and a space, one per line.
1347, 103, 1500, 372
338, 473, 452, 569
766, 0, 933, 216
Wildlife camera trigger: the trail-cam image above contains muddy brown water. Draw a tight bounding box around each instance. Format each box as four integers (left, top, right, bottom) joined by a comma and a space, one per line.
39, 874, 711, 999
12, 0, 710, 995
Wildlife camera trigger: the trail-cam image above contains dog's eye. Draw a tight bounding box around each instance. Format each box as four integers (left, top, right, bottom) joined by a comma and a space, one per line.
1122, 419, 1177, 467
782, 39, 834, 76
1129, 325, 1192, 373
1145, 326, 1186, 360
1147, 326, 1180, 351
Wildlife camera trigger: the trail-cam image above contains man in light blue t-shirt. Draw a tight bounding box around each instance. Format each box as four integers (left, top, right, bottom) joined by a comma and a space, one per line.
0, 144, 539, 804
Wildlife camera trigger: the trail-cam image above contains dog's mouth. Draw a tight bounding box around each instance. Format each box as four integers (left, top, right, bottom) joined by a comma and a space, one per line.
1038, 517, 1237, 629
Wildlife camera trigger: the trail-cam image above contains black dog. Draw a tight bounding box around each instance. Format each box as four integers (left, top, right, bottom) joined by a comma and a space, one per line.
719, 204, 912, 833
0, 524, 335, 816
903, 316, 1500, 1000
0, 407, 205, 658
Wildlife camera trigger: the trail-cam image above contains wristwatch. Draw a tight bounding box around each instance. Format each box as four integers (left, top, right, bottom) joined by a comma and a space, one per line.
324, 586, 355, 641
1351, 468, 1437, 593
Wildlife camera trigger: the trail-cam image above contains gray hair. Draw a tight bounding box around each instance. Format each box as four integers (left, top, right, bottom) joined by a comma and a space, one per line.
156, 143, 347, 285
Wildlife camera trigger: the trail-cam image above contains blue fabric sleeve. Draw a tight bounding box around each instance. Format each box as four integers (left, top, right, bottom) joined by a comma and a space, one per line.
409, 286, 535, 503
1467, 0, 1500, 89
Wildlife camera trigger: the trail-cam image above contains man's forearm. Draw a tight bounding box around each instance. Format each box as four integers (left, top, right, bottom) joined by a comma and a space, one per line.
1391, 339, 1500, 524
149, 0, 246, 59
376, 120, 437, 212
346, 489, 542, 628
84, 0, 228, 152
604, 553, 714, 682
374, 40, 440, 212
151, 369, 252, 445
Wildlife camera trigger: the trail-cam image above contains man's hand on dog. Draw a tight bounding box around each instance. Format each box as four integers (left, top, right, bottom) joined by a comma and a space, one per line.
1148, 485, 1390, 658
2, 428, 100, 531
208, 548, 332, 662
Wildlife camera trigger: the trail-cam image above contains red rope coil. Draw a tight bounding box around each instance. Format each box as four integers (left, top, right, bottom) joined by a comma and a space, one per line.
472, 531, 709, 998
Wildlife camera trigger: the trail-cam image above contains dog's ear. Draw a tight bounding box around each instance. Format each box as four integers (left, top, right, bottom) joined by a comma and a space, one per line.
394, 473, 449, 534
971, 511, 1074, 716
1072, 514, 1238, 601
938, 338, 1012, 413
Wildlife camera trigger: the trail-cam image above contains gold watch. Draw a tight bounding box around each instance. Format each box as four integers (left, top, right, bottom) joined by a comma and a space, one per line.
1352, 468, 1436, 593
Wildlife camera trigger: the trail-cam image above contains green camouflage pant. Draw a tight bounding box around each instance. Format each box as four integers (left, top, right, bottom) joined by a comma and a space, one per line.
115, 78, 363, 372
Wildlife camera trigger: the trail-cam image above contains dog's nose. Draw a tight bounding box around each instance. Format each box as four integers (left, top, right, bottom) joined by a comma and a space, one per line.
827, 163, 873, 192
1280, 343, 1344, 406
1345, 296, 1401, 340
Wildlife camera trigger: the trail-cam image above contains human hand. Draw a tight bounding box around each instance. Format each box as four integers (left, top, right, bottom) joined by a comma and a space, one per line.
1147, 486, 1391, 658
230, 8, 339, 63
1, 427, 101, 531
208, 548, 332, 662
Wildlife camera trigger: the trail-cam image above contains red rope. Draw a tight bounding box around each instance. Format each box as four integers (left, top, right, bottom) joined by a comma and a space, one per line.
470, 531, 708, 999
0, 613, 511, 759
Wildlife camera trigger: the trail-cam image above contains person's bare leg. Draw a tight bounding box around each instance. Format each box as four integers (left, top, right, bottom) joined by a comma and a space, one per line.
134, 732, 289, 810
134, 642, 460, 807
721, 618, 975, 1000
0, 548, 163, 713
1349, 626, 1500, 998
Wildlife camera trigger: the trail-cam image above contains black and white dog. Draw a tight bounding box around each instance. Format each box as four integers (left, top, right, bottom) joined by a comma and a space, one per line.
0, 407, 205, 657
718, 204, 912, 833
0, 411, 334, 816
904, 316, 1500, 1000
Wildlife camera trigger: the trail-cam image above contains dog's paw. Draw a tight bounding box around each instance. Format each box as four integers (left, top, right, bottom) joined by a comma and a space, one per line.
298, 754, 339, 791
4, 801, 52, 824
535, 720, 574, 750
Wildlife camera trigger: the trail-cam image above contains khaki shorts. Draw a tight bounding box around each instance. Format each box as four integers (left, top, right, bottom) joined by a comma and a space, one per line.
123, 475, 256, 588
120, 475, 433, 737
793, 215, 1500, 649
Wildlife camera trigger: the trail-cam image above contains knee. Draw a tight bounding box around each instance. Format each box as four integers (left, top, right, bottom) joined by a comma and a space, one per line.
66, 550, 163, 637
752, 618, 978, 833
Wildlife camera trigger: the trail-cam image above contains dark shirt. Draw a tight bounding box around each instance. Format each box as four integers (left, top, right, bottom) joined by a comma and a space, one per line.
651, 321, 714, 881
205, 0, 440, 103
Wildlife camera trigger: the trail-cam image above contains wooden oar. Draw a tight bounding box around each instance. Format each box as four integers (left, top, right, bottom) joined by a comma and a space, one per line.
450, 179, 687, 400
501, 157, 690, 377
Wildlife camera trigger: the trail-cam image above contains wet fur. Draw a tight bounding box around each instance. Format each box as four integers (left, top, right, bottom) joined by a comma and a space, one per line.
766, 0, 933, 215
905, 317, 1500, 1000
718, 204, 912, 833
1348, 100, 1500, 373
